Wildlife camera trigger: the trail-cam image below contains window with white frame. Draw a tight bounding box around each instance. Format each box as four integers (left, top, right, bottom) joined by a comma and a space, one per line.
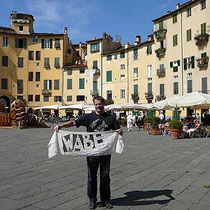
3, 37, 8, 47
44, 39, 50, 48
120, 89, 125, 99
120, 64, 125, 69
120, 75, 125, 81
107, 90, 112, 100
32, 36, 38, 43
147, 65, 152, 77
201, 0, 206, 10
186, 8, 191, 17
133, 68, 138, 78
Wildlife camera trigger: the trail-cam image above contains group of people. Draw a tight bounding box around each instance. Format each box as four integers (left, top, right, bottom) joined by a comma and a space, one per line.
126, 112, 144, 131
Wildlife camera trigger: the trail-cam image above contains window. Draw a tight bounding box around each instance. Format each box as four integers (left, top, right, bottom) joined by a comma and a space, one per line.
17, 96, 23, 100
107, 55, 112, 61
17, 79, 23, 93
120, 52, 125, 58
106, 71, 112, 82
79, 78, 85, 89
147, 65, 152, 77
35, 72, 40, 82
28, 51, 34, 60
19, 25, 23, 31
79, 68, 85, 73
202, 77, 207, 93
35, 95, 40, 102
107, 90, 112, 100
2, 56, 8, 67
147, 44, 152, 55
159, 21, 163, 30
67, 79, 72, 89
36, 51, 41, 60
44, 80, 52, 90
44, 58, 50, 68
15, 38, 27, 48
120, 89, 125, 99
43, 96, 49, 102
76, 51, 80, 57
3, 37, 8, 47
54, 96, 62, 102
77, 95, 85, 101
201, 0, 206, 10
201, 22, 206, 34
41, 39, 52, 49
133, 68, 138, 78
148, 83, 152, 94
54, 79, 59, 90
133, 49, 138, 60
67, 95, 72, 102
173, 82, 179, 94
18, 57, 24, 68
28, 95, 33, 102
28, 72, 33, 81
93, 60, 98, 69
93, 81, 98, 94
160, 84, 164, 96
184, 56, 195, 70
134, 84, 138, 95
54, 57, 60, 68
186, 8, 191, 17
201, 52, 207, 58
67, 49, 71, 54
160, 64, 164, 70
114, 54, 117, 59
120, 75, 125, 81
172, 14, 177, 23
54, 38, 60, 48
173, 34, 178, 46
120, 64, 125, 69
187, 80, 192, 93
186, 29, 191, 42
67, 69, 72, 75
1, 78, 8, 89
90, 43, 99, 52
32, 36, 38, 43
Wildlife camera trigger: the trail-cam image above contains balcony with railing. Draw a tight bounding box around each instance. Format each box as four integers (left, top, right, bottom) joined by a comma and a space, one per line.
90, 89, 99, 96
145, 92, 153, 100
42, 89, 52, 96
194, 33, 209, 46
156, 95, 166, 102
131, 93, 139, 102
154, 29, 167, 40
157, 68, 165, 77
155, 48, 166, 58
196, 56, 209, 69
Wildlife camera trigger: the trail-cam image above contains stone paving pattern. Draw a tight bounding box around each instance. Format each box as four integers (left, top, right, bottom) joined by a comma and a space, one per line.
0, 126, 210, 210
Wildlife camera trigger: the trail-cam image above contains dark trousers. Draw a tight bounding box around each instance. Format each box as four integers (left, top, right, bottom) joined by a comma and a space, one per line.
87, 154, 111, 203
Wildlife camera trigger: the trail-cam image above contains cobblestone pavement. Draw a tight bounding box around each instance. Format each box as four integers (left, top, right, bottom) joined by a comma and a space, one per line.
1, 126, 210, 210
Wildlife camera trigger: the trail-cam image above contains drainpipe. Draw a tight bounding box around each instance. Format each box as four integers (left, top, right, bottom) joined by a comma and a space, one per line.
101, 54, 103, 97
127, 49, 129, 103
181, 12, 184, 96
62, 67, 64, 105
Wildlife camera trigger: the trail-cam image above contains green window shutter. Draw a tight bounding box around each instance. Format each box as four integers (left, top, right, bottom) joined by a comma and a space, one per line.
23, 38, 27, 48
67, 79, 72, 89
173, 66, 178, 72
201, 22, 206, 34
159, 21, 163, 30
49, 80, 52, 90
177, 60, 180, 66
201, 53, 207, 58
191, 56, 195, 68
187, 80, 192, 93
184, 58, 187, 70
148, 83, 152, 94
106, 71, 112, 82
173, 35, 177, 46
41, 39, 44, 49
15, 38, 18, 48
160, 84, 164, 96
93, 81, 98, 94
50, 39, 52, 48
170, 61, 173, 68
187, 29, 191, 41
202, 77, 207, 93
79, 78, 85, 89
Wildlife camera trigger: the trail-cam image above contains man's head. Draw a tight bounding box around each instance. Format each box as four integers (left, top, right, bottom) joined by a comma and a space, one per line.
93, 96, 105, 115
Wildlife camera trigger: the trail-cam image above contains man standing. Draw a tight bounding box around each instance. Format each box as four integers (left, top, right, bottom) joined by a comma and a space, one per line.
54, 96, 123, 209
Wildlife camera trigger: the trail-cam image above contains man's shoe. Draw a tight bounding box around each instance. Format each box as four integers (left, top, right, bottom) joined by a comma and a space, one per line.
101, 201, 113, 209
89, 201, 97, 209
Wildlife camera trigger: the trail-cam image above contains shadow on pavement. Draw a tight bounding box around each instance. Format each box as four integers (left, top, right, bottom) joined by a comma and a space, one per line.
111, 189, 175, 206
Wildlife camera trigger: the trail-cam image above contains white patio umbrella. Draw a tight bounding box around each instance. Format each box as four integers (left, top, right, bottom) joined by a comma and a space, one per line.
154, 96, 180, 110
176, 92, 210, 109
59, 104, 94, 110
35, 105, 62, 110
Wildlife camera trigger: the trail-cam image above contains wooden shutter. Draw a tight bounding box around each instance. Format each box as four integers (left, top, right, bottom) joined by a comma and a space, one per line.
41, 39, 44, 49
50, 39, 52, 48
170, 61, 173, 68
15, 38, 19, 48
184, 58, 187, 70
191, 56, 195, 68
23, 38, 27, 48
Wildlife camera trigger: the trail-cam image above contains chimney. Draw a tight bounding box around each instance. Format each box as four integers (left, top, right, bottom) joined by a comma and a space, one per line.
64, 26, 68, 34
176, 3, 180, 9
135, 35, 141, 45
93, 37, 96, 40
124, 42, 130, 49
103, 32, 107, 39
167, 11, 171, 14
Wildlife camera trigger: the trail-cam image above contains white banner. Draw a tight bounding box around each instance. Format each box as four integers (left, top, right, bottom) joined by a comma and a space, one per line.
48, 130, 124, 158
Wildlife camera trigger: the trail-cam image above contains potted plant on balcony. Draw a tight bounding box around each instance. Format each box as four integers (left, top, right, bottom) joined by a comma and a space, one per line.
150, 117, 161, 135
143, 116, 154, 131
168, 119, 183, 139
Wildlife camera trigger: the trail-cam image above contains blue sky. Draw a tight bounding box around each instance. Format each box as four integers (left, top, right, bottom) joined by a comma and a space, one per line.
0, 0, 187, 44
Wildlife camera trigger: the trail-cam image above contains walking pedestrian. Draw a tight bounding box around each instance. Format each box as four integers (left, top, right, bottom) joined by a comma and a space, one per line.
54, 96, 123, 209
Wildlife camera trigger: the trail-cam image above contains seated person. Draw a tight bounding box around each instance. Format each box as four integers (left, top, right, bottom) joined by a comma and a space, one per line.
186, 119, 200, 137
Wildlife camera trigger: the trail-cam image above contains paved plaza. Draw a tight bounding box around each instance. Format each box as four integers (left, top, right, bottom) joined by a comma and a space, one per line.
0, 126, 210, 210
